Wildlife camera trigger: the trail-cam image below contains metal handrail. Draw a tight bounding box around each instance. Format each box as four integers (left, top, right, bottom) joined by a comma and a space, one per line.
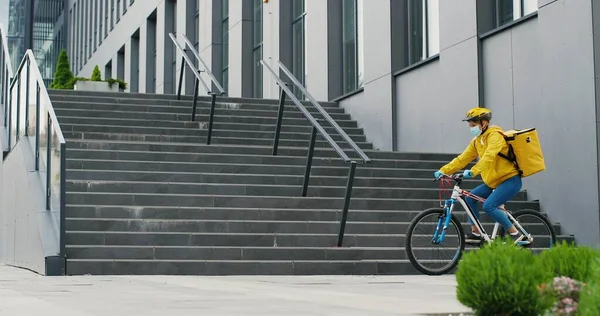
276, 61, 371, 163
168, 32, 225, 145
261, 60, 352, 162
3, 48, 67, 274
260, 59, 370, 247
179, 33, 225, 94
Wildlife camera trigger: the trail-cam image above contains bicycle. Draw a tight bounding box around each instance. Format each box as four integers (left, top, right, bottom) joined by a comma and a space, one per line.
405, 173, 557, 275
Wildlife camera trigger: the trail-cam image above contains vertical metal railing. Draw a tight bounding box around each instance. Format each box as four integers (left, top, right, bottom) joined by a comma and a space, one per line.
260, 60, 371, 247
3, 46, 67, 275
168, 33, 226, 145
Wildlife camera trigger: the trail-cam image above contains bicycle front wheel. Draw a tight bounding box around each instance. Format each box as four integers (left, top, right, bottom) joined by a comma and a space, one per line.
405, 208, 465, 275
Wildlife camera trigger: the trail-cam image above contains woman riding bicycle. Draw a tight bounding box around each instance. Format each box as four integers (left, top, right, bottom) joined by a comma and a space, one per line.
434, 107, 527, 245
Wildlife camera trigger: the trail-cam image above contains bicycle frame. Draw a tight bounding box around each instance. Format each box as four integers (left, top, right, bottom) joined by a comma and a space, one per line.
432, 180, 533, 246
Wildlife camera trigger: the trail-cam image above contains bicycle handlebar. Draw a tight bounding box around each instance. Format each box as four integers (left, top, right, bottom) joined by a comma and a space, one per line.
433, 173, 464, 183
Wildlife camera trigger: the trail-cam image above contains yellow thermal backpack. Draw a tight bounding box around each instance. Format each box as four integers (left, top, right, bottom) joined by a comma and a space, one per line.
497, 128, 546, 177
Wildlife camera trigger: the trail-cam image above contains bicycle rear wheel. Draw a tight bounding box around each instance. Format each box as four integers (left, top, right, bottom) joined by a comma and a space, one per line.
405, 208, 465, 275
499, 209, 557, 251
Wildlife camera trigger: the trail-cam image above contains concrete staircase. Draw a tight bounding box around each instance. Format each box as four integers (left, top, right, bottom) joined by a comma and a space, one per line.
48, 89, 566, 275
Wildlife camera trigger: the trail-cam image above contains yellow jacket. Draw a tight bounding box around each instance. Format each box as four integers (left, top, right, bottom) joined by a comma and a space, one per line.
439, 125, 520, 189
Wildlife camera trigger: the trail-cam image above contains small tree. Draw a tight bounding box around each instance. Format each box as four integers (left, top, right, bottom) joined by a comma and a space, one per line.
90, 65, 102, 81
50, 49, 74, 89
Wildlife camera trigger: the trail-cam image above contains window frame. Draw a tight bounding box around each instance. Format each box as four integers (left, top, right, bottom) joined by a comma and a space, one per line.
221, 0, 229, 95
252, 0, 263, 98
291, 0, 306, 99
341, 0, 364, 94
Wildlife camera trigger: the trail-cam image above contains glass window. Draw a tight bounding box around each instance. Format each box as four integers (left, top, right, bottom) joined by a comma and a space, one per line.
194, 0, 199, 68
172, 0, 177, 94
253, 0, 262, 98
222, 0, 229, 95
94, 0, 98, 50
495, 0, 537, 28
117, 0, 121, 22
99, 0, 103, 45
407, 0, 439, 65
110, 0, 114, 30
341, 0, 363, 94
292, 0, 306, 100
105, 0, 109, 37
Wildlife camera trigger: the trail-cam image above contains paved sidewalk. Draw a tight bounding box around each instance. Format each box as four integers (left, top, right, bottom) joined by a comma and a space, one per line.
0, 265, 471, 315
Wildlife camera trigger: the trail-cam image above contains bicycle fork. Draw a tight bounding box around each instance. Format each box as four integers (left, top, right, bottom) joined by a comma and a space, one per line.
432, 200, 454, 244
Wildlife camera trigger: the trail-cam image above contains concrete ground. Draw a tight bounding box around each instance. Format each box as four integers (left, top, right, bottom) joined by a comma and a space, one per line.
0, 265, 471, 315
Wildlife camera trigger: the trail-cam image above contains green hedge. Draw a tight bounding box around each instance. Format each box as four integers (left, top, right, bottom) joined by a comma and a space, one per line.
456, 239, 554, 316
456, 239, 600, 316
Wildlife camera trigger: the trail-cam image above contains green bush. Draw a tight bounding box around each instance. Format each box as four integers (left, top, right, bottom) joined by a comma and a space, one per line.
456, 239, 554, 316
538, 241, 599, 282
90, 65, 102, 81
49, 50, 74, 89
578, 254, 600, 316
106, 78, 128, 90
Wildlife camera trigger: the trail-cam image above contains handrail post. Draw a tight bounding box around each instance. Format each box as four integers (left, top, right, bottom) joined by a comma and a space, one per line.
206, 92, 217, 145
337, 161, 357, 247
4, 75, 11, 127
59, 142, 67, 274
35, 83, 40, 170
7, 85, 11, 146
46, 115, 52, 211
273, 88, 287, 155
177, 55, 185, 100
15, 72, 20, 141
191, 78, 199, 121
24, 58, 30, 136
302, 126, 317, 197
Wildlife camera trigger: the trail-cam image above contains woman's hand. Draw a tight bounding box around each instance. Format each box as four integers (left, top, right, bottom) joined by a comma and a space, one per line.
463, 170, 474, 179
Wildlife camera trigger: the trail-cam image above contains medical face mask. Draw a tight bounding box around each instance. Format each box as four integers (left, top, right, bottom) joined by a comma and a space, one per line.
470, 125, 482, 137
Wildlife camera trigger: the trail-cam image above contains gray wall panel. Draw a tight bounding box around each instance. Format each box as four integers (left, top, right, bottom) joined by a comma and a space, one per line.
396, 37, 479, 153
0, 139, 58, 275
482, 30, 514, 129
439, 0, 477, 50
536, 0, 599, 245
363, 0, 391, 84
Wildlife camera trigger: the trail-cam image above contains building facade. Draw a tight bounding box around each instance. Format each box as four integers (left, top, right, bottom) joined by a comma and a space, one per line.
7, 0, 66, 85
67, 0, 600, 246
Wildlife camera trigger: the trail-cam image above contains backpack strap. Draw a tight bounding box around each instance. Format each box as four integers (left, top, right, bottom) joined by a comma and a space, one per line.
496, 131, 523, 176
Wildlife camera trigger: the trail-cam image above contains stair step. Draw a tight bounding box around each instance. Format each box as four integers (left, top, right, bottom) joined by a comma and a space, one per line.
66, 139, 458, 161
65, 170, 482, 189
66, 245, 416, 260
65, 231, 565, 248
47, 89, 340, 107
64, 259, 419, 275
54, 107, 354, 122
65, 159, 444, 178
65, 180, 528, 200
65, 192, 541, 211
51, 99, 345, 113
65, 149, 449, 169
60, 124, 366, 142
57, 113, 359, 129
65, 218, 550, 235
62, 132, 374, 150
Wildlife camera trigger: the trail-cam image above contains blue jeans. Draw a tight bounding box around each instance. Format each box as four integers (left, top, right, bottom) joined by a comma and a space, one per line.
465, 175, 522, 231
